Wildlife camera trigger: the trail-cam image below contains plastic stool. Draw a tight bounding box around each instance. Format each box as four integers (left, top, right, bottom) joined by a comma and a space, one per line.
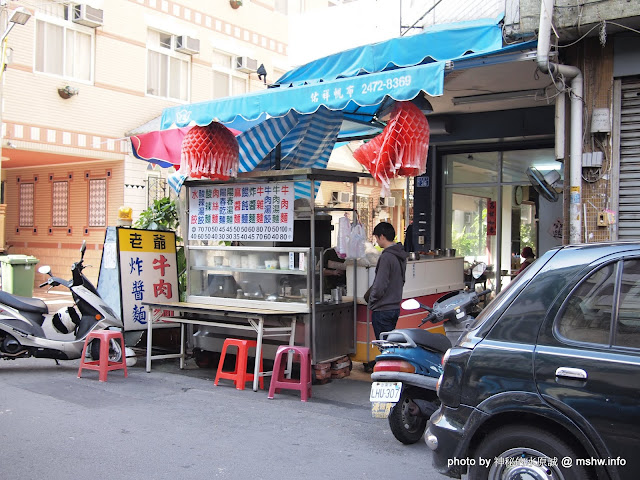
77, 330, 128, 382
267, 345, 312, 402
214, 338, 264, 390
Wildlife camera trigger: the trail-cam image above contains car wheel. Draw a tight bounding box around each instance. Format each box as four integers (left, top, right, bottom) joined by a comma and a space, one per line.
468, 425, 591, 480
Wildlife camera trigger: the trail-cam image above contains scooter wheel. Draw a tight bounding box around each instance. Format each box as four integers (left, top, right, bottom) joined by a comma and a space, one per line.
89, 337, 123, 363
388, 387, 436, 445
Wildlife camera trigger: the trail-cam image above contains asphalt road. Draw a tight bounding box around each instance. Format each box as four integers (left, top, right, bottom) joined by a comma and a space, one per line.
0, 356, 446, 480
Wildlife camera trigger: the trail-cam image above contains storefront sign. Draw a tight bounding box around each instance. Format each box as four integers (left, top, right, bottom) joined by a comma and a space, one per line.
118, 228, 179, 330
188, 182, 295, 242
487, 200, 497, 236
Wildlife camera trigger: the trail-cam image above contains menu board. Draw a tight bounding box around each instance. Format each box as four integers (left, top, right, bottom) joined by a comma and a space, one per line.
188, 182, 295, 242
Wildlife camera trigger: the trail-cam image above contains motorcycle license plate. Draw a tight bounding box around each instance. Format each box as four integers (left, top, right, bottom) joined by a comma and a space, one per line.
370, 382, 402, 403
370, 382, 402, 418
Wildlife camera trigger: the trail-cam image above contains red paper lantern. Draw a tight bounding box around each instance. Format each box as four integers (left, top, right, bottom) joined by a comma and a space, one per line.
353, 101, 429, 195
179, 122, 239, 180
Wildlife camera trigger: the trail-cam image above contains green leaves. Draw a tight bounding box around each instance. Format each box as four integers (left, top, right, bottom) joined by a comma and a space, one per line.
134, 197, 180, 236
135, 197, 186, 299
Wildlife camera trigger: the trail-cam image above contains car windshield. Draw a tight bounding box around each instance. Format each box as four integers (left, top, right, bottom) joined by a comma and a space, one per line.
466, 249, 556, 332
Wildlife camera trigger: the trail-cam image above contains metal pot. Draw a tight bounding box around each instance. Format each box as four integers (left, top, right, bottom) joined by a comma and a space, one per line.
444, 248, 456, 257
432, 248, 443, 258
408, 252, 420, 261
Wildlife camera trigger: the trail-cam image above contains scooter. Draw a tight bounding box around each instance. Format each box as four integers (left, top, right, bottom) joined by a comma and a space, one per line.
370, 288, 491, 444
0, 241, 125, 363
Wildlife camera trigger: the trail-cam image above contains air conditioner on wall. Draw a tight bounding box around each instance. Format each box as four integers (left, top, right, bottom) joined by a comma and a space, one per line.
175, 36, 200, 55
235, 56, 258, 74
72, 4, 104, 28
331, 191, 351, 204
379, 197, 396, 207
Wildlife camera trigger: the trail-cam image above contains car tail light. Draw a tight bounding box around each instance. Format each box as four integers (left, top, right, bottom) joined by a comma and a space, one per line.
373, 360, 416, 374
437, 347, 472, 408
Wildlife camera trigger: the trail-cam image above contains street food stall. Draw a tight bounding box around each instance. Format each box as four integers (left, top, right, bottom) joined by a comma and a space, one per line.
143, 169, 366, 389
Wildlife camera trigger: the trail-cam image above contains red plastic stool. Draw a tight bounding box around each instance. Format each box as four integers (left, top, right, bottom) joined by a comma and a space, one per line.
77, 330, 128, 382
267, 345, 312, 402
214, 338, 264, 390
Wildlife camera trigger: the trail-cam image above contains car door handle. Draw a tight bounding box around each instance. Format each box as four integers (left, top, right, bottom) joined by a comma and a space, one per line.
555, 367, 587, 380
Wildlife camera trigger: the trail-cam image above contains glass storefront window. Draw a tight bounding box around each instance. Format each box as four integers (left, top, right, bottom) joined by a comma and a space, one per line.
502, 149, 562, 182
445, 152, 499, 185
443, 148, 557, 294
445, 187, 498, 288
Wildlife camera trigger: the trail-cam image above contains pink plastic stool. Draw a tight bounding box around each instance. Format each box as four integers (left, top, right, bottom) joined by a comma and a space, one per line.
214, 338, 264, 390
77, 330, 128, 382
267, 345, 312, 402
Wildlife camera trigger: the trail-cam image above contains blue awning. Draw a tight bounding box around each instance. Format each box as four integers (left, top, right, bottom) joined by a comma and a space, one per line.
157, 16, 540, 196
275, 16, 504, 86
161, 61, 444, 130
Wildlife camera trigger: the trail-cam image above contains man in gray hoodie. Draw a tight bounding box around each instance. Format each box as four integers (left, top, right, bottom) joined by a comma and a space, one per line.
368, 222, 408, 340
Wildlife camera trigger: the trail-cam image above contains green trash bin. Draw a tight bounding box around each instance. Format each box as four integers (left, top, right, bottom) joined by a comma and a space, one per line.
0, 255, 39, 297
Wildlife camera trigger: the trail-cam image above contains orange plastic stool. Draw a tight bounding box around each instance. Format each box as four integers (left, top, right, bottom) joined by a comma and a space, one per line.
214, 338, 264, 390
77, 330, 128, 382
267, 345, 312, 402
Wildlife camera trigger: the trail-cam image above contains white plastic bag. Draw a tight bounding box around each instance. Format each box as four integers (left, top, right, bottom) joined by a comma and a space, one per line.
336, 215, 350, 259
346, 223, 366, 259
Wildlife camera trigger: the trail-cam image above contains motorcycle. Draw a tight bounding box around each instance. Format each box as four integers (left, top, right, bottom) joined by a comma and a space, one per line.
370, 287, 491, 444
0, 241, 127, 363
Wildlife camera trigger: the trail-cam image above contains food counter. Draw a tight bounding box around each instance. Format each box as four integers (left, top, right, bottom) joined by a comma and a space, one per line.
346, 256, 464, 362
178, 170, 363, 368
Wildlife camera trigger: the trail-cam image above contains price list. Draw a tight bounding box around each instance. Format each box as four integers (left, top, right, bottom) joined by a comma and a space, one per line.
188, 182, 295, 242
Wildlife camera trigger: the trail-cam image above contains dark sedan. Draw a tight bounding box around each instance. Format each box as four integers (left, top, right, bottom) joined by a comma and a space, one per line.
427, 242, 640, 480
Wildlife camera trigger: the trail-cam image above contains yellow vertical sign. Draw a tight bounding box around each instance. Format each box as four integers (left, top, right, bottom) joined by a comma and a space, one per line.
117, 228, 179, 331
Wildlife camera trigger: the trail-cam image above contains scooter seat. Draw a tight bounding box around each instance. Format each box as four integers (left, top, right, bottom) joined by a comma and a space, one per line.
386, 328, 452, 353
0, 290, 48, 315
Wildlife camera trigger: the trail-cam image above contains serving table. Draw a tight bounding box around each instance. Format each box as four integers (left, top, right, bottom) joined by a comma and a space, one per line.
142, 300, 300, 392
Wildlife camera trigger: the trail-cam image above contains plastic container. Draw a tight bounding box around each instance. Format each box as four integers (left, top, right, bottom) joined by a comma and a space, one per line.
0, 255, 39, 297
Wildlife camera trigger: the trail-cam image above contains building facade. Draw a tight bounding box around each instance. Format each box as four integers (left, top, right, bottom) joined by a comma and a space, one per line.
0, 0, 303, 284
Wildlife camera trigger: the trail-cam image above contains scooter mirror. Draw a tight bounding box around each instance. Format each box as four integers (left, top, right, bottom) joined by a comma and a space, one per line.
472, 262, 487, 279
401, 298, 420, 310
80, 240, 86, 256
38, 265, 51, 275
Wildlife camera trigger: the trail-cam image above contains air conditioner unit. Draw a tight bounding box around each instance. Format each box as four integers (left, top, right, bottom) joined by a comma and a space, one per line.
331, 191, 351, 204
72, 4, 104, 28
175, 35, 200, 55
379, 197, 396, 207
235, 56, 258, 74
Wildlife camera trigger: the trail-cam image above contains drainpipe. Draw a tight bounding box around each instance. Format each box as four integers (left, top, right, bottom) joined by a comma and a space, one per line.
537, 0, 584, 244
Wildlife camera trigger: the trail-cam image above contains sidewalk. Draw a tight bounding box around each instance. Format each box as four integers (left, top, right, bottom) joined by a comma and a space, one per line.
32, 284, 374, 387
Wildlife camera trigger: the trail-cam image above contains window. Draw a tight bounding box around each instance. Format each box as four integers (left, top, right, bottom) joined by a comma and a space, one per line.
35, 18, 93, 81
147, 30, 189, 101
212, 51, 247, 99
615, 259, 640, 349
557, 263, 617, 345
52, 181, 68, 227
19, 183, 34, 227
88, 179, 106, 227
